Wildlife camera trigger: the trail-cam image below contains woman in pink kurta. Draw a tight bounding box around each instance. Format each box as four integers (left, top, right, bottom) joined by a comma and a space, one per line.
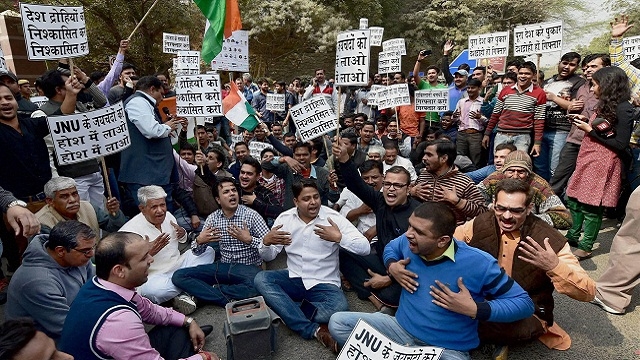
566, 67, 634, 259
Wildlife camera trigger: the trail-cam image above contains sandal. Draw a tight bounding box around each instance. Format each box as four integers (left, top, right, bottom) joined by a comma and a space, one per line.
573, 249, 592, 260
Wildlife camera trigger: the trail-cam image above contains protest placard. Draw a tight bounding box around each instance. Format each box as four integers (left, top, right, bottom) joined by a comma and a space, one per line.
378, 50, 401, 74
175, 74, 222, 117
376, 83, 411, 110
335, 30, 370, 86
623, 35, 640, 63
0, 46, 6, 71
230, 133, 243, 148
382, 38, 406, 56
415, 89, 449, 112
468, 31, 509, 60
47, 102, 129, 165
266, 93, 286, 112
513, 21, 563, 56
211, 30, 249, 72
30, 96, 49, 108
249, 141, 272, 160
337, 320, 443, 360
175, 51, 201, 76
163, 32, 190, 54
367, 85, 385, 107
369, 27, 384, 47
20, 3, 89, 61
290, 97, 337, 142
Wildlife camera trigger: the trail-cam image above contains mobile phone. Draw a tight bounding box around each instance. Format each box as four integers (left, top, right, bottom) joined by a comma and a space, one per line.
419, 49, 432, 56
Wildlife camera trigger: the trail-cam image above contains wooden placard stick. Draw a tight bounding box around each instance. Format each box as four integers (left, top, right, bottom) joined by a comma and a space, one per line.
127, 0, 161, 41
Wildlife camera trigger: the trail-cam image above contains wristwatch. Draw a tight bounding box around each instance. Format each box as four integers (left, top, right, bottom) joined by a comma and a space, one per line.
7, 200, 27, 210
184, 316, 194, 328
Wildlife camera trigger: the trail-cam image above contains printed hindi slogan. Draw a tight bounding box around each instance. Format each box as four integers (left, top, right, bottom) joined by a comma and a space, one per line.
369, 27, 384, 47
468, 31, 509, 60
378, 50, 401, 75
623, 35, 640, 63
290, 97, 337, 142
337, 320, 443, 360
175, 74, 223, 117
163, 32, 190, 54
513, 21, 563, 56
20, 3, 89, 61
175, 50, 201, 76
382, 38, 406, 56
48, 102, 129, 165
376, 84, 411, 110
335, 29, 370, 86
414, 89, 449, 112
211, 30, 249, 72
266, 93, 286, 112
249, 141, 272, 160
367, 85, 385, 107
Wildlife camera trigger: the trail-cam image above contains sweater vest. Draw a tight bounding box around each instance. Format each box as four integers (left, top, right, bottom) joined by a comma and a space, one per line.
468, 211, 566, 325
58, 277, 139, 360
312, 84, 333, 95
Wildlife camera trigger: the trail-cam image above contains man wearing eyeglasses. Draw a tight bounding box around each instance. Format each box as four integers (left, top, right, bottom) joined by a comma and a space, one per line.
5, 221, 97, 340
454, 179, 594, 358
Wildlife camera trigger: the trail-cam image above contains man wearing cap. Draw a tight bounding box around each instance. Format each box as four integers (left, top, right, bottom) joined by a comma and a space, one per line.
0, 70, 38, 117
478, 150, 572, 230
449, 69, 469, 112
18, 79, 32, 100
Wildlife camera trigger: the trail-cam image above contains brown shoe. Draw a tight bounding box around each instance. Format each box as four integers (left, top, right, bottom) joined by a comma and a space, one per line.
315, 324, 338, 354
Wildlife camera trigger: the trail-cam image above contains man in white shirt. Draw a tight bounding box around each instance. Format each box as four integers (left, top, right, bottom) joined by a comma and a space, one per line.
382, 142, 417, 182
119, 186, 215, 314
255, 179, 370, 352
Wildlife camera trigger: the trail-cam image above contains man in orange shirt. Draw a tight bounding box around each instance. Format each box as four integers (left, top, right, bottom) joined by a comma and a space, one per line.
454, 179, 594, 359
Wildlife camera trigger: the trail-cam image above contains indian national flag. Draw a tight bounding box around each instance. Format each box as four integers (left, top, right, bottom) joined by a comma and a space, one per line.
194, 0, 242, 63
223, 81, 259, 131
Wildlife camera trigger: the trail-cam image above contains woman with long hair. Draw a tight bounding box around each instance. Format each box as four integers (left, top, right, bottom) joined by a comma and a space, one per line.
566, 66, 635, 259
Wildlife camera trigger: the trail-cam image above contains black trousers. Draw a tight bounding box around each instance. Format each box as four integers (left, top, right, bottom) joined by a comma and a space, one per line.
549, 142, 580, 198
148, 325, 196, 360
478, 316, 546, 345
339, 248, 401, 307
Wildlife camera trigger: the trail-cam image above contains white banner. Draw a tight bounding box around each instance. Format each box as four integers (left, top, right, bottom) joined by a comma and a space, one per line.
163, 32, 190, 54
623, 35, 640, 63
468, 31, 509, 60
48, 102, 129, 165
175, 74, 222, 117
369, 27, 384, 47
249, 141, 272, 160
20, 4, 89, 60
0, 46, 6, 71
337, 320, 443, 360
211, 30, 249, 72
335, 29, 370, 86
175, 51, 201, 76
415, 89, 449, 112
367, 85, 385, 107
513, 21, 563, 56
266, 93, 285, 112
30, 95, 48, 108
382, 38, 406, 56
290, 97, 337, 142
230, 133, 243, 148
376, 84, 411, 110
378, 50, 401, 75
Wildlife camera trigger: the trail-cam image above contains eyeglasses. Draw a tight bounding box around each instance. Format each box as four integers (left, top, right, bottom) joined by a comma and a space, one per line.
71, 245, 96, 256
494, 205, 527, 215
382, 181, 408, 190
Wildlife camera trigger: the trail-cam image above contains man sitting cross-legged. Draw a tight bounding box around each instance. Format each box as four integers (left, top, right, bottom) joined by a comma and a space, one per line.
172, 177, 269, 308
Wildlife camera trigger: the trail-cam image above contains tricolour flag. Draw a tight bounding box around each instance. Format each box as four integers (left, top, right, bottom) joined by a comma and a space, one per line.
223, 81, 259, 131
194, 0, 242, 63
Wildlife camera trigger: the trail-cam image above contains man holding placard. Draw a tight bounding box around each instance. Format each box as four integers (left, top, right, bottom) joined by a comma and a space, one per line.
482, 61, 547, 157
251, 78, 274, 127
414, 51, 447, 127
303, 68, 338, 111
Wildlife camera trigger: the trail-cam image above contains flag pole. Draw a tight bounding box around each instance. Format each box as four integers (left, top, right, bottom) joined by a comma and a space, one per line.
127, 0, 162, 41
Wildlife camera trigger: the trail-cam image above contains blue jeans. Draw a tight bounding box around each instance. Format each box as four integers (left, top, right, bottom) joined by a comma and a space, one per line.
254, 269, 348, 339
172, 262, 262, 307
173, 207, 205, 233
494, 132, 531, 153
629, 148, 640, 191
533, 129, 568, 181
328, 312, 470, 360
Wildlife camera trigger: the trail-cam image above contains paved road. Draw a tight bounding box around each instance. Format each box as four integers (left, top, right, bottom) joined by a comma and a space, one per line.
2, 218, 638, 359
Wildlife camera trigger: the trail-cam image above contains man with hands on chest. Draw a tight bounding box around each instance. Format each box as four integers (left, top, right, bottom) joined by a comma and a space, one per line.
172, 177, 270, 308
329, 201, 534, 359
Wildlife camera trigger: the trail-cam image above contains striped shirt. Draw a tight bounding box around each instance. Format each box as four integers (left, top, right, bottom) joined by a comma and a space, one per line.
415, 166, 488, 224
192, 205, 268, 266
485, 84, 547, 143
